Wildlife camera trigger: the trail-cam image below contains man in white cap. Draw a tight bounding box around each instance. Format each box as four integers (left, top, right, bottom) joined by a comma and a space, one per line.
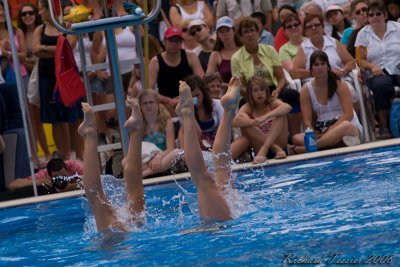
149, 26, 204, 115
188, 19, 215, 72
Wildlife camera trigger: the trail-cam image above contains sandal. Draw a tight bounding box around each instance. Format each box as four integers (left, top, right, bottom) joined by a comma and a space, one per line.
252, 156, 268, 164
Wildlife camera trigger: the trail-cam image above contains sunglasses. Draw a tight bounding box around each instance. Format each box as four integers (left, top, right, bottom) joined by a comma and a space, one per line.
355, 7, 368, 15
305, 23, 322, 30
21, 11, 35, 17
368, 11, 383, 17
285, 22, 300, 29
190, 26, 203, 36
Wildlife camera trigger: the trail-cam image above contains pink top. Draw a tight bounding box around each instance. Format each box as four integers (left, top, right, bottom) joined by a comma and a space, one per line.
27, 160, 83, 180
10, 32, 28, 77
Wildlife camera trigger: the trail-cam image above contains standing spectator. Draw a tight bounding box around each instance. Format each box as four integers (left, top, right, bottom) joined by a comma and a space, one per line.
188, 19, 215, 72
169, 0, 214, 29
274, 5, 297, 52
355, 1, 400, 138
342, 0, 368, 57
216, 0, 273, 31
250, 12, 275, 46
206, 16, 241, 91
148, 26, 204, 115
17, 3, 51, 162
33, 0, 72, 159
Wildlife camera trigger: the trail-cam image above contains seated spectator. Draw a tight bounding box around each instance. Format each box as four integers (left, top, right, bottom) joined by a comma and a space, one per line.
250, 12, 274, 46
325, 5, 352, 41
169, 0, 214, 29
299, 2, 331, 36
274, 4, 297, 52
342, 2, 355, 26
355, 0, 400, 138
204, 72, 223, 99
386, 0, 400, 22
232, 17, 302, 137
179, 75, 249, 160
292, 14, 357, 104
341, 0, 368, 56
206, 16, 241, 91
233, 76, 291, 164
291, 51, 362, 154
148, 26, 204, 116
138, 90, 182, 178
216, 0, 273, 31
279, 13, 304, 73
178, 19, 200, 52
188, 19, 215, 72
8, 157, 83, 192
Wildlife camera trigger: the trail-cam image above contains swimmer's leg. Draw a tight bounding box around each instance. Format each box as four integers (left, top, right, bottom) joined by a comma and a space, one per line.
79, 103, 119, 231
123, 98, 145, 216
176, 81, 232, 221
212, 77, 241, 189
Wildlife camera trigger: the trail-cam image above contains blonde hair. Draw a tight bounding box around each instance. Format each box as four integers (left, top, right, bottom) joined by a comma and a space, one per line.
138, 89, 171, 132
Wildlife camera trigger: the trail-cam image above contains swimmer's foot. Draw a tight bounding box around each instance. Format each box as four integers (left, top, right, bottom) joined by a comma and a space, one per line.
176, 80, 194, 117
78, 103, 98, 137
124, 97, 143, 132
221, 76, 241, 112
252, 156, 267, 164
275, 150, 287, 159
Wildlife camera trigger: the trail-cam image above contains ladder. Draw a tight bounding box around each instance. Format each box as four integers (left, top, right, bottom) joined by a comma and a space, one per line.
48, 0, 161, 156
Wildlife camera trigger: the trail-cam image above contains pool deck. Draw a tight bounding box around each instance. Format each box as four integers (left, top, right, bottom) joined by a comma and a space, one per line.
1, 138, 399, 209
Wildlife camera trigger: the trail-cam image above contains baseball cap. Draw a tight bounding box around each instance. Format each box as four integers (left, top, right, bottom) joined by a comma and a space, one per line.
325, 5, 343, 17
164, 26, 183, 39
216, 16, 234, 30
188, 19, 206, 29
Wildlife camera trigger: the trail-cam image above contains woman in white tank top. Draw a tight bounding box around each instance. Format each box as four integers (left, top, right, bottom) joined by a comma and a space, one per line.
291, 50, 362, 154
169, 0, 214, 28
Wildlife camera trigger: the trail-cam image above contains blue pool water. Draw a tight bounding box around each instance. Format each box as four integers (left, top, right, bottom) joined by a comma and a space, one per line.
1, 146, 399, 266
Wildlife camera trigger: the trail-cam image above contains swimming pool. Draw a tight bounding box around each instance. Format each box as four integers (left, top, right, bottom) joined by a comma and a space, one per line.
1, 145, 399, 266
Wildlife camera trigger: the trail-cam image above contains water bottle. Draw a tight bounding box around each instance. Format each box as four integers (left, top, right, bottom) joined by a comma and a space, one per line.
304, 128, 318, 153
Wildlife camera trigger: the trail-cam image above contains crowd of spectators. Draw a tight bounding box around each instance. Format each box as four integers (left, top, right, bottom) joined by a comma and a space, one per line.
1, 0, 400, 196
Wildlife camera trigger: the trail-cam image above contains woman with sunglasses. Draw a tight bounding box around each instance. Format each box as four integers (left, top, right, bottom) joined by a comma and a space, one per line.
17, 3, 51, 163
355, 0, 400, 139
290, 50, 362, 154
279, 13, 304, 73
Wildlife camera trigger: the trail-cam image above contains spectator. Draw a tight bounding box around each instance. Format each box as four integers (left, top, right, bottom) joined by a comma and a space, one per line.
325, 5, 352, 41
274, 5, 297, 52
206, 16, 241, 91
138, 90, 182, 178
355, 1, 400, 138
17, 3, 51, 163
279, 13, 304, 73
169, 0, 214, 29
299, 2, 331, 35
204, 72, 223, 99
216, 0, 273, 32
250, 12, 274, 46
148, 26, 204, 115
342, 0, 368, 57
179, 75, 248, 159
188, 19, 215, 72
291, 51, 362, 154
177, 19, 199, 52
8, 157, 83, 192
386, 0, 400, 21
33, 0, 74, 159
233, 76, 291, 163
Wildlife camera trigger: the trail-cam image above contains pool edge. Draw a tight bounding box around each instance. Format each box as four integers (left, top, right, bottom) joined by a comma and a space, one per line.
1, 138, 399, 209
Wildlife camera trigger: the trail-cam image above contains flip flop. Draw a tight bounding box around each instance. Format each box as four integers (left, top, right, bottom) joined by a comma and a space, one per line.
252, 156, 268, 164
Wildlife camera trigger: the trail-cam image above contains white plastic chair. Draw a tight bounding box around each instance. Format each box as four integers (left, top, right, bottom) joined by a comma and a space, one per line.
283, 69, 302, 92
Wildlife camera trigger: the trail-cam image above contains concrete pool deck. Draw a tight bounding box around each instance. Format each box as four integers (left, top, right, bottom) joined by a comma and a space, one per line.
1, 138, 399, 209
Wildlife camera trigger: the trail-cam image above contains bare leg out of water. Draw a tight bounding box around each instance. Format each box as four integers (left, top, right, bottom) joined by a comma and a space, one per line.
176, 80, 232, 221
79, 103, 125, 232
212, 77, 241, 189
123, 98, 145, 219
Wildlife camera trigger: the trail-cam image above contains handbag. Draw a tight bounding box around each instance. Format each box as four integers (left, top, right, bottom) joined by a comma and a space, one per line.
27, 61, 40, 107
